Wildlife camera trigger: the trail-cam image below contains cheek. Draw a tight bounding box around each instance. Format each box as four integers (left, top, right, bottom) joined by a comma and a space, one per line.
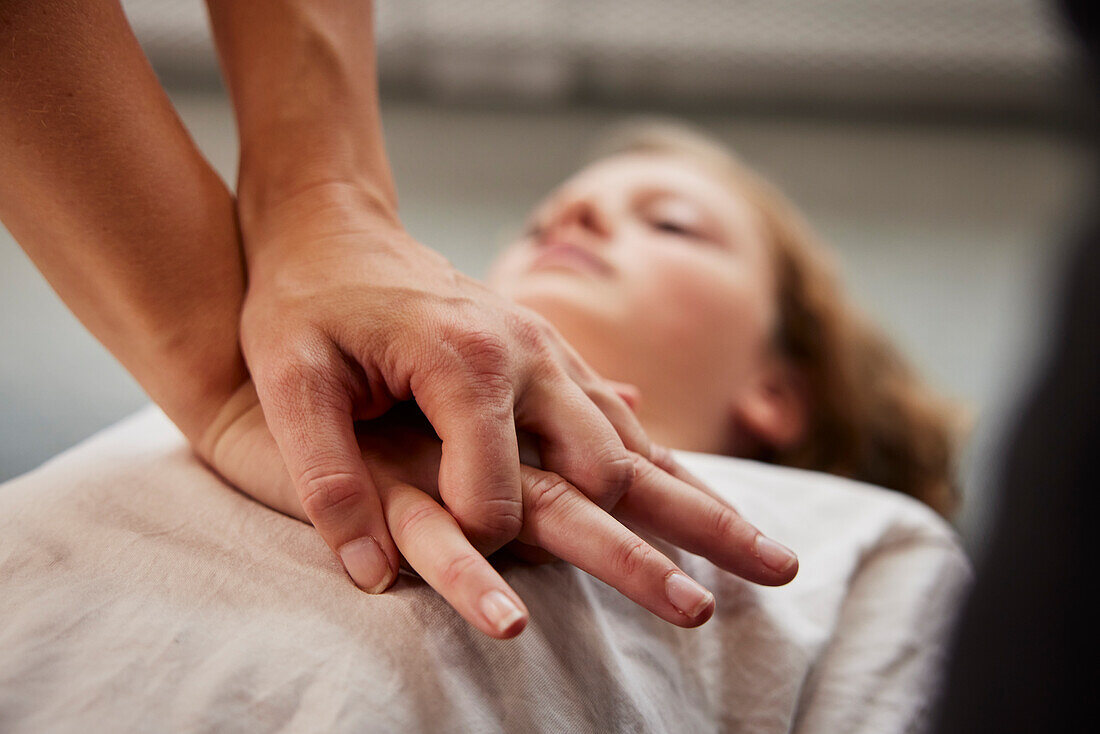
626, 254, 773, 368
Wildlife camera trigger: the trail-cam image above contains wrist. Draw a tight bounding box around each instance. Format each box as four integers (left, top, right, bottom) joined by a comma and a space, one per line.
240, 130, 395, 210
143, 322, 250, 448
237, 174, 406, 271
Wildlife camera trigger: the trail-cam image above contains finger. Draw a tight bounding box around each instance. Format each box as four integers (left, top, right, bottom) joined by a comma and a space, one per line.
603, 379, 642, 413
379, 479, 529, 639
412, 365, 523, 554
518, 467, 715, 627
546, 336, 651, 457
615, 455, 798, 586
516, 375, 636, 510
647, 443, 752, 520
253, 354, 399, 594
197, 381, 308, 523
580, 378, 652, 458
648, 443, 720, 497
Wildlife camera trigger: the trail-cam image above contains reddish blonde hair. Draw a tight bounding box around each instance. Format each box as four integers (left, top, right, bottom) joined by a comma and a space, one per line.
594, 122, 962, 517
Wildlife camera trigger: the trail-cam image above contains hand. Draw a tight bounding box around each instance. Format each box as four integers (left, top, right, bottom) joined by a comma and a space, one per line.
236, 182, 653, 593
200, 385, 798, 639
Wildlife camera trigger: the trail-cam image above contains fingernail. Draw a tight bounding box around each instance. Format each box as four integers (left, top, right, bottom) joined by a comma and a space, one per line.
339, 536, 394, 594
754, 534, 797, 573
665, 572, 714, 618
480, 590, 526, 636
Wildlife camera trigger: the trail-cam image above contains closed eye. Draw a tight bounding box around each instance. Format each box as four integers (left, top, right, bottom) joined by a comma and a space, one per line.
651, 219, 702, 239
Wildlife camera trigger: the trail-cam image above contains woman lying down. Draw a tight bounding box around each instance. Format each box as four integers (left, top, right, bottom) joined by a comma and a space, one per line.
0, 124, 970, 733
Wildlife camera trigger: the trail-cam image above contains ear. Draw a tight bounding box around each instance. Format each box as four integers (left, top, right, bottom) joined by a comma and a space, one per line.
730, 362, 809, 455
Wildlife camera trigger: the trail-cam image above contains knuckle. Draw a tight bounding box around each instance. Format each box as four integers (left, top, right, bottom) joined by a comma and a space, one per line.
611, 536, 654, 579
702, 501, 740, 542
509, 310, 553, 352
393, 502, 439, 541
593, 446, 636, 503
458, 498, 523, 545
626, 452, 660, 492
436, 327, 516, 407
523, 472, 575, 518
263, 360, 308, 397
438, 552, 484, 590
631, 451, 655, 480
262, 346, 329, 397
297, 470, 363, 520
445, 326, 511, 376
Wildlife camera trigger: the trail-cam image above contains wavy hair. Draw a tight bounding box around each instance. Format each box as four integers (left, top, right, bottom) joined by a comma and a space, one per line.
593, 122, 963, 517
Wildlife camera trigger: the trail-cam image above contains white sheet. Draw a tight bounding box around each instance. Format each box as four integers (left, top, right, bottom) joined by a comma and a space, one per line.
0, 408, 970, 733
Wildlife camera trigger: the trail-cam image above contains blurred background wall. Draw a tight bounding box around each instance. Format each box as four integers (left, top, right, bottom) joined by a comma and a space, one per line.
0, 0, 1091, 554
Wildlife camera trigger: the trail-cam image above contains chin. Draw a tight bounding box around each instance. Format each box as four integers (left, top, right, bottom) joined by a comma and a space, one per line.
510, 283, 615, 328
518, 296, 640, 381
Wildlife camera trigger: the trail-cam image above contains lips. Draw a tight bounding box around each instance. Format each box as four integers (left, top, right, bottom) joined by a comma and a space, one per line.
528, 241, 612, 276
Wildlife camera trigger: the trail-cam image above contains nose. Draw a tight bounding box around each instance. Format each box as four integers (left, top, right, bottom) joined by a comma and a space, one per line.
543, 195, 612, 242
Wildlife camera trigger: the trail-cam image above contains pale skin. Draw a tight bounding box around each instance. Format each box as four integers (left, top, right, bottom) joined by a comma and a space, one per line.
210, 152, 808, 637
203, 0, 665, 589
489, 153, 811, 458
0, 1, 796, 638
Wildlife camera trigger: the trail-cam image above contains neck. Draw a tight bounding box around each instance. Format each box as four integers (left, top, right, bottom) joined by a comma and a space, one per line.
635, 397, 735, 456
610, 371, 738, 457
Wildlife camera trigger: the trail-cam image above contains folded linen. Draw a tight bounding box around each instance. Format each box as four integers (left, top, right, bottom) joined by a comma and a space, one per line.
0, 407, 970, 734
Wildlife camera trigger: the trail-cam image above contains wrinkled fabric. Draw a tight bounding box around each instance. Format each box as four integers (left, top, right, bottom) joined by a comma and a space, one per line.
0, 408, 970, 733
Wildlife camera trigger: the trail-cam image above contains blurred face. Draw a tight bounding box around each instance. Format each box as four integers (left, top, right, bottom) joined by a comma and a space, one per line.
488, 153, 780, 452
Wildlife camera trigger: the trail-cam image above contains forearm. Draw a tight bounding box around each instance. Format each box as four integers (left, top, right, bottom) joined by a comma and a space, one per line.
204, 0, 397, 236
0, 0, 247, 443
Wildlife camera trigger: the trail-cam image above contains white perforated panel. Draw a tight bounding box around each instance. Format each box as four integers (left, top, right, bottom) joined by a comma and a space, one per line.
121, 0, 1072, 112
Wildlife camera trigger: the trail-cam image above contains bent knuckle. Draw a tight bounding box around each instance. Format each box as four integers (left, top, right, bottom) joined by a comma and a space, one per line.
593, 446, 636, 502
436, 329, 516, 407
509, 311, 554, 353
438, 552, 484, 589
458, 497, 523, 544
702, 502, 738, 540
262, 346, 332, 399
264, 359, 313, 398
611, 536, 654, 578
297, 471, 363, 521
523, 472, 575, 518
393, 502, 439, 541
446, 326, 511, 377
631, 451, 655, 481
